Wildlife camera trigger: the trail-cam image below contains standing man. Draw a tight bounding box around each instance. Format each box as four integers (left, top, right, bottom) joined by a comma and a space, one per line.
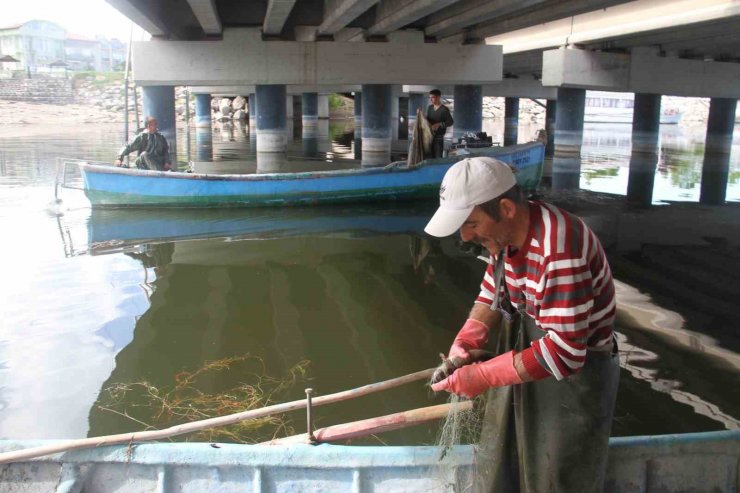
426, 89, 453, 159
115, 116, 172, 171
427, 156, 619, 492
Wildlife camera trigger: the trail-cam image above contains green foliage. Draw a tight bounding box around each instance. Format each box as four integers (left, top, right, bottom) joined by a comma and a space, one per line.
72, 71, 124, 86
328, 93, 344, 111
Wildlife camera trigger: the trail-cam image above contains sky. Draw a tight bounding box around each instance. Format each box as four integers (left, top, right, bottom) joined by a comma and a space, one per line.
3, 0, 150, 41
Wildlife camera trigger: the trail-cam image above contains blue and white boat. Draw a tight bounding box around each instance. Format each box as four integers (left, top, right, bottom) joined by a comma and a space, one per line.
0, 430, 736, 492
75, 142, 544, 208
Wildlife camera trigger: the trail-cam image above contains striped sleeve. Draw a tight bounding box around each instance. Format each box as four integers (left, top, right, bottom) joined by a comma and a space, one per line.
474, 261, 496, 306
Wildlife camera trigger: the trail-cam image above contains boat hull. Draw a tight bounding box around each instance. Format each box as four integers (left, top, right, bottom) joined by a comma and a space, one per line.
0, 430, 736, 492
79, 143, 544, 208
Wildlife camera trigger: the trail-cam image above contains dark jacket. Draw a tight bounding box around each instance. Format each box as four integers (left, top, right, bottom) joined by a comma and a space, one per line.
118, 131, 170, 164
426, 104, 454, 139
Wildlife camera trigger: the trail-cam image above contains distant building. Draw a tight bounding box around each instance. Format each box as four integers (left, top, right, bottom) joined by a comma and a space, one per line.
65, 34, 127, 72
0, 20, 127, 74
0, 20, 66, 72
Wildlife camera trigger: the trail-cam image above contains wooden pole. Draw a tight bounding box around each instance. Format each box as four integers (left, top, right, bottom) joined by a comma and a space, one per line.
264, 401, 473, 445
0, 368, 435, 464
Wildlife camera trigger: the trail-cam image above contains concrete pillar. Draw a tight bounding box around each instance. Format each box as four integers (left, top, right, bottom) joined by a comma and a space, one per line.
354, 92, 362, 125
545, 99, 557, 157
256, 84, 287, 171
700, 98, 737, 205
302, 93, 318, 157
361, 84, 392, 166
504, 97, 519, 146
142, 85, 176, 168
552, 88, 586, 190
453, 84, 482, 138
318, 94, 330, 119
194, 93, 211, 128
408, 92, 426, 130
627, 93, 661, 207
248, 93, 257, 127
302, 92, 318, 123
286, 95, 294, 119
392, 96, 400, 121
195, 127, 213, 162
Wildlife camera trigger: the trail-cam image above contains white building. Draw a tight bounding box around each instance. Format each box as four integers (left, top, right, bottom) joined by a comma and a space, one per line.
0, 20, 66, 73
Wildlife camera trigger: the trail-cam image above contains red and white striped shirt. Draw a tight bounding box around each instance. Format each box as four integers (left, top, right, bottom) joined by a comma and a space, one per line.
476, 201, 616, 381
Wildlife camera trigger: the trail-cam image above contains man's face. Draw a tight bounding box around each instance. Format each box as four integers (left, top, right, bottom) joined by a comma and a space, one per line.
146, 119, 158, 133
429, 93, 441, 106
459, 205, 514, 255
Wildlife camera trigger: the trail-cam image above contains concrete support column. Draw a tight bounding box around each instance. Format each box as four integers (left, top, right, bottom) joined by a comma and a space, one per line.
256, 84, 287, 172
302, 93, 318, 123
504, 97, 519, 146
142, 85, 176, 167
453, 84, 482, 138
700, 98, 737, 205
552, 88, 586, 190
195, 127, 213, 162
194, 93, 211, 128
627, 93, 661, 207
302, 92, 319, 157
408, 92, 425, 131
286, 95, 294, 119
248, 93, 257, 127
545, 99, 557, 157
318, 95, 330, 119
361, 84, 392, 167
354, 92, 362, 125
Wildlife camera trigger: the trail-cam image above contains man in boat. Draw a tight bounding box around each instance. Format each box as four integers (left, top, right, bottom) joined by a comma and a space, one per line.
426, 89, 454, 159
427, 156, 619, 493
114, 116, 172, 171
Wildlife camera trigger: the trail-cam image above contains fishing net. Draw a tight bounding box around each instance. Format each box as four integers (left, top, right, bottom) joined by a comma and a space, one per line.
434, 394, 485, 492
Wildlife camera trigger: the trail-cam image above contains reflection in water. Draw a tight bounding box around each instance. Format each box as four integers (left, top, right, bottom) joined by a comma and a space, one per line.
0, 121, 739, 444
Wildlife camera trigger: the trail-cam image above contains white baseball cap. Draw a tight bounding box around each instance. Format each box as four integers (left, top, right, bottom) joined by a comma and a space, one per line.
424, 157, 517, 237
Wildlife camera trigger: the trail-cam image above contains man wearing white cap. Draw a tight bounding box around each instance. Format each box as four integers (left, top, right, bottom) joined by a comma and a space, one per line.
427, 156, 619, 493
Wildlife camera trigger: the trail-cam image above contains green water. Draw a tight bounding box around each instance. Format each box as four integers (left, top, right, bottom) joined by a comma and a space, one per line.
0, 121, 738, 445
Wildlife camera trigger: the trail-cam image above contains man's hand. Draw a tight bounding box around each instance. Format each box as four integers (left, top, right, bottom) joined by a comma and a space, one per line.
431, 351, 523, 398
431, 123, 442, 131
163, 163, 172, 171
114, 159, 122, 167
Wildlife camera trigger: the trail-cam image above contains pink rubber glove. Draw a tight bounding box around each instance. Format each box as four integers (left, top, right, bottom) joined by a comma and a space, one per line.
431, 350, 523, 398
448, 318, 489, 361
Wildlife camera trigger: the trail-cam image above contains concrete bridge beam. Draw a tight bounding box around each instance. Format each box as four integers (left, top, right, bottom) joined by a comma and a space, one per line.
318, 0, 379, 35
368, 0, 458, 36
185, 0, 222, 35
263, 0, 298, 35
132, 29, 502, 86
542, 47, 740, 98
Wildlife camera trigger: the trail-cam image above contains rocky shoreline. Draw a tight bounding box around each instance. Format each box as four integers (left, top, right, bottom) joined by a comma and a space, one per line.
0, 74, 711, 138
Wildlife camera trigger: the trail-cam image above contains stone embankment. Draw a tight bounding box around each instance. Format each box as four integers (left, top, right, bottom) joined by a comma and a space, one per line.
0, 74, 712, 131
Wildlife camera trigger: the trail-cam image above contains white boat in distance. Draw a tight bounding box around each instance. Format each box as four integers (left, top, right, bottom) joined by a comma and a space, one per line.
585, 90, 682, 124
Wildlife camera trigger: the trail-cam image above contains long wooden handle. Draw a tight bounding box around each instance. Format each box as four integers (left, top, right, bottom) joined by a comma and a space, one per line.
0, 367, 435, 464
265, 401, 473, 445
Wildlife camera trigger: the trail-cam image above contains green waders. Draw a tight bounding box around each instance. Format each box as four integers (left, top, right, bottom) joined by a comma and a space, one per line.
474, 254, 620, 493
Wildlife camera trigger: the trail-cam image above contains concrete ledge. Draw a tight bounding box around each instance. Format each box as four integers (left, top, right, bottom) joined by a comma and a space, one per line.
133, 28, 502, 86
542, 47, 740, 98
